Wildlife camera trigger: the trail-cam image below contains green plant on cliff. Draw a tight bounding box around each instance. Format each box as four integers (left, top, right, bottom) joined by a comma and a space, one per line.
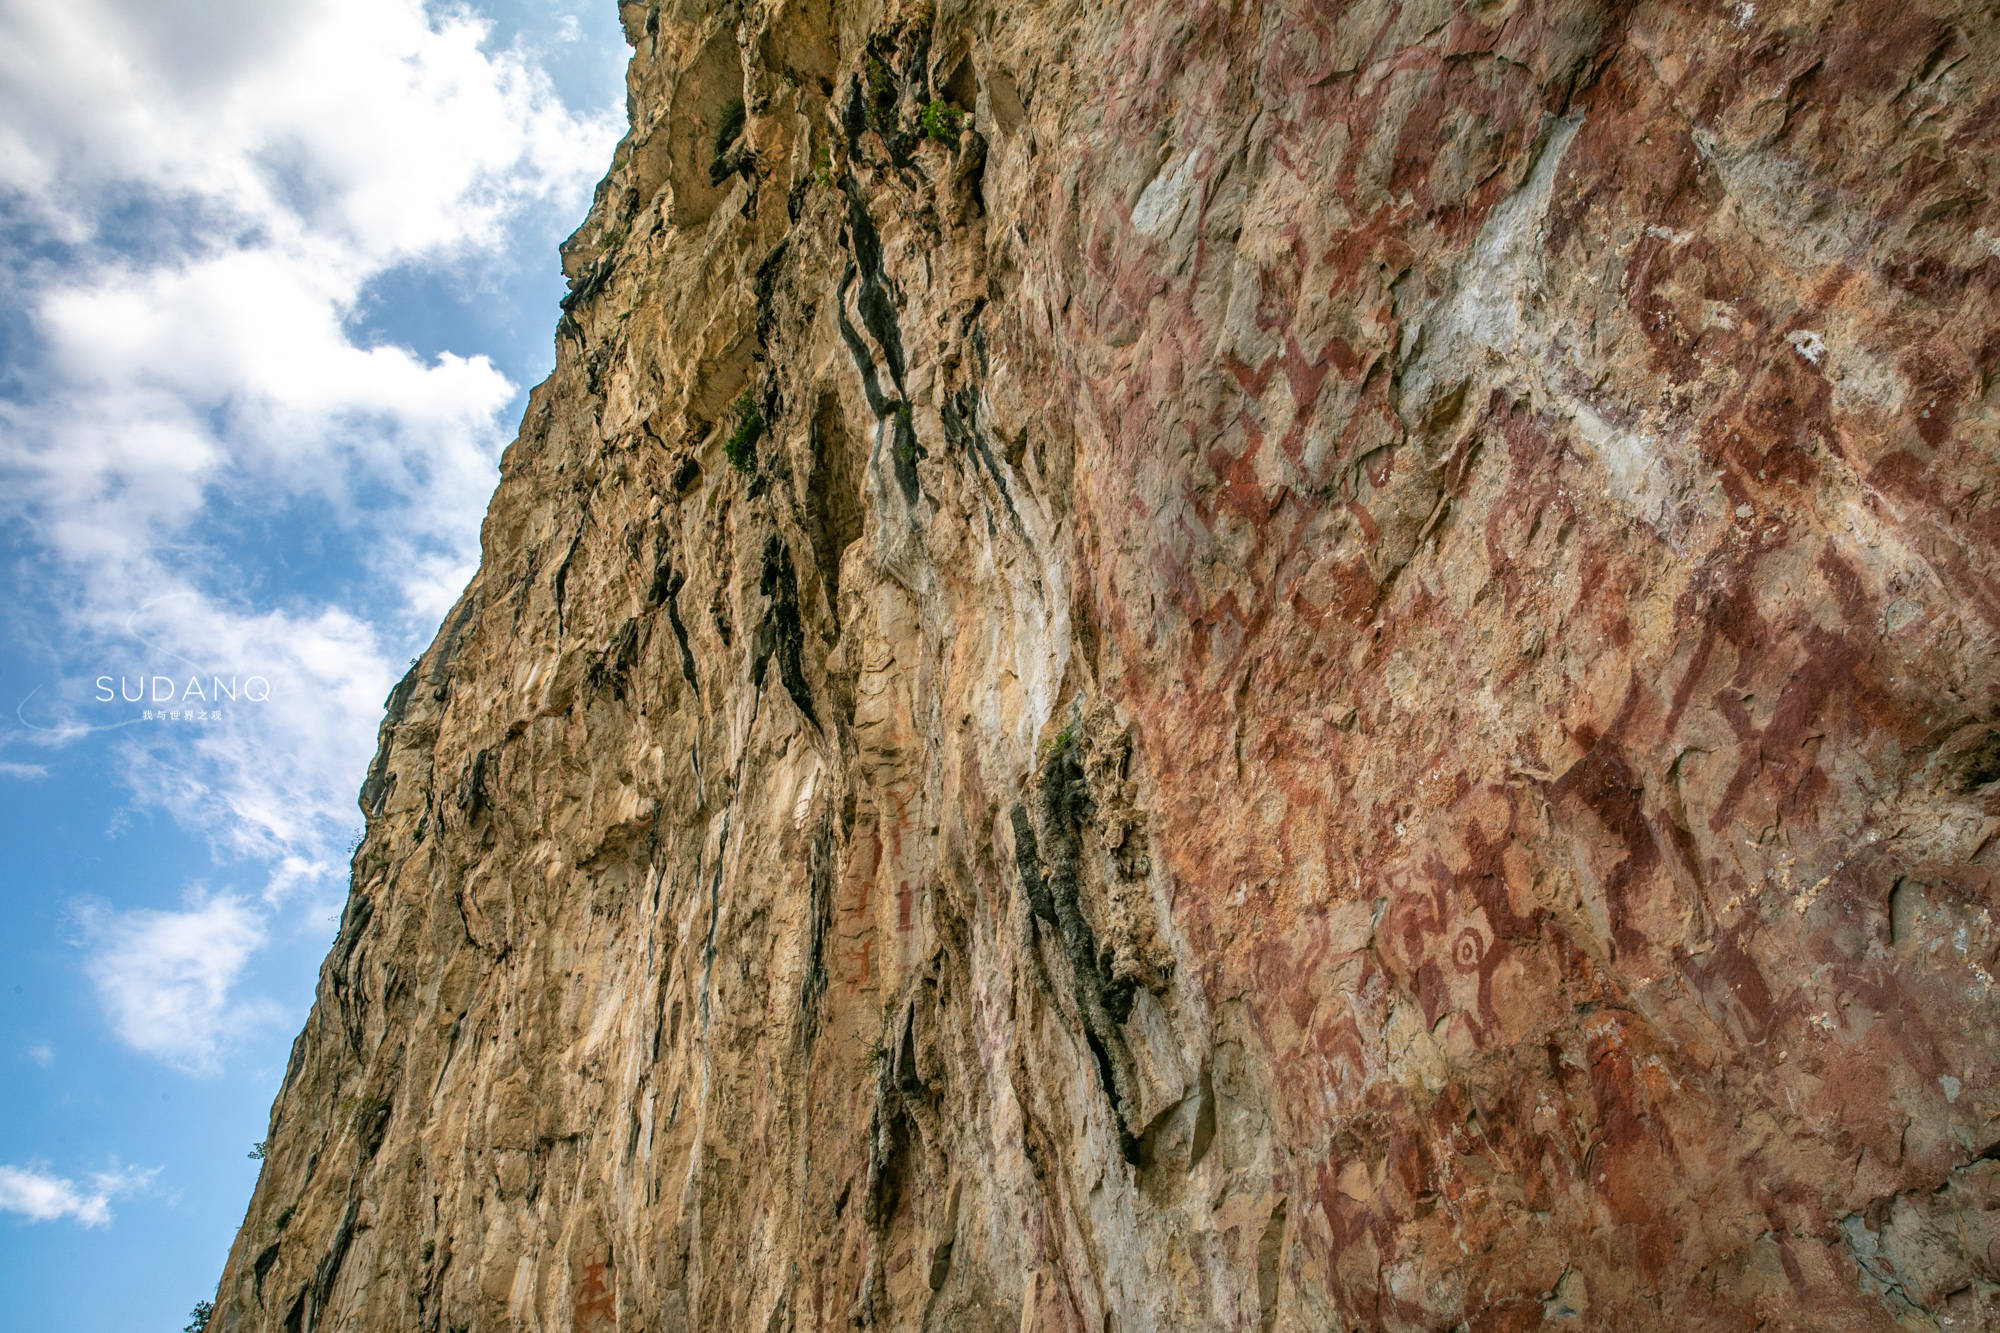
724, 393, 764, 475
351, 1092, 393, 1156
920, 99, 964, 144
865, 55, 896, 128
184, 1301, 214, 1333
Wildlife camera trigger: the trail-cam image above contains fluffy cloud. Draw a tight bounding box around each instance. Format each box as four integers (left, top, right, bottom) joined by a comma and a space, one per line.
0, 0, 612, 255
96, 590, 402, 860
0, 1162, 159, 1227
0, 1, 620, 1066
1, 0, 616, 836
78, 893, 279, 1072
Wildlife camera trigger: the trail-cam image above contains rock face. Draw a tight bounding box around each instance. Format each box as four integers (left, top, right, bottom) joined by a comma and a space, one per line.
213, 1, 2000, 1329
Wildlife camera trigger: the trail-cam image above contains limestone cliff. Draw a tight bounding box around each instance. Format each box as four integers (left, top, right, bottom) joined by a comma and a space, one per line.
213, 1, 2000, 1328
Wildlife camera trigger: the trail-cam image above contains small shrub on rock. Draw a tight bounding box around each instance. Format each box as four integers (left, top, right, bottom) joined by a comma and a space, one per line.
725, 393, 765, 475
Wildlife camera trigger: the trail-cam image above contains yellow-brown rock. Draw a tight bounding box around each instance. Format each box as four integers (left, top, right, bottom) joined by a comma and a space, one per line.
213, 2, 2000, 1329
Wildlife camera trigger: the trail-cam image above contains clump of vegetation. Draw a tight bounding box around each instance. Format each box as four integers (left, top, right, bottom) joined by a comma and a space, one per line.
810, 143, 834, 190
724, 393, 765, 475
352, 842, 390, 879
270, 1204, 295, 1233
421, 1239, 436, 1264
247, 1141, 268, 1161
349, 1092, 393, 1155
184, 1301, 214, 1333
919, 99, 964, 144
865, 54, 897, 128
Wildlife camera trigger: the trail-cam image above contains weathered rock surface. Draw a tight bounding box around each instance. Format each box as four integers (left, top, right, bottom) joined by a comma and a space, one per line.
214, 1, 2000, 1328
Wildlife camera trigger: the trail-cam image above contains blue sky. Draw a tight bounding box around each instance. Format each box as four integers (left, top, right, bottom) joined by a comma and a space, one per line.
0, 2, 627, 1326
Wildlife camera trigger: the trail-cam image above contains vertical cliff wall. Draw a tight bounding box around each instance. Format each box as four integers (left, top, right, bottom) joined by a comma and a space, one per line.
213, 2, 2000, 1328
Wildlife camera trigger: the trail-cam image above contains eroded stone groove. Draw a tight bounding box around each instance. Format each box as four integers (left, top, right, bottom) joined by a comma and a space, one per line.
215, 2, 2000, 1329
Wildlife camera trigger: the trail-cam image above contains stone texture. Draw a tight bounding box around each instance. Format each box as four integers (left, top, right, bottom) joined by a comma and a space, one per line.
213, 1, 2000, 1329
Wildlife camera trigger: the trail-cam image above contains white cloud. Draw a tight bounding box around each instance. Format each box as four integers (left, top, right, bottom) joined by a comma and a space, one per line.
0, 0, 607, 609
0, 0, 619, 846
0, 0, 620, 1081
0, 761, 49, 780
0, 1162, 158, 1227
78, 892, 282, 1073
26, 1043, 53, 1067
264, 853, 339, 906
96, 589, 401, 861
0, 0, 612, 254
396, 551, 483, 631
